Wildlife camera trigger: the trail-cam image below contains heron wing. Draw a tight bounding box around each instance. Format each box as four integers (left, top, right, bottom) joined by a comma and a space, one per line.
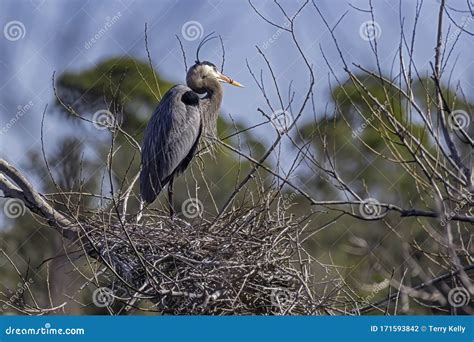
140, 85, 202, 203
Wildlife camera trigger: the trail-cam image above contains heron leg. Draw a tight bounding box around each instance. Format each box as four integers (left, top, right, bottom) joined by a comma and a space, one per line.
168, 177, 175, 218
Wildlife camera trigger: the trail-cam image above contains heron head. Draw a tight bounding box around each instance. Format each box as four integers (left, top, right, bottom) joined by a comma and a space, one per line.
186, 61, 244, 93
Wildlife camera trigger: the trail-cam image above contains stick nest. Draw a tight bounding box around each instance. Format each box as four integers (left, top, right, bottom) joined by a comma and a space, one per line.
79, 197, 317, 315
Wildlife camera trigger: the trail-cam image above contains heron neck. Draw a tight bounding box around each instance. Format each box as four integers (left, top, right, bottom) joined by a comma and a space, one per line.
203, 85, 222, 114
200, 84, 222, 138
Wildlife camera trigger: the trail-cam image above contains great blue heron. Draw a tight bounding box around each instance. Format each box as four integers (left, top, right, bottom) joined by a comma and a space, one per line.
140, 39, 243, 216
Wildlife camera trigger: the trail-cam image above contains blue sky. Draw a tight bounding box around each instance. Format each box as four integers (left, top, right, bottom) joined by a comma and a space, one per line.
0, 0, 473, 170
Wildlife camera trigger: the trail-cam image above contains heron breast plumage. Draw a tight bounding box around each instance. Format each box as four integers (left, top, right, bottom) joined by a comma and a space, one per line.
140, 85, 202, 203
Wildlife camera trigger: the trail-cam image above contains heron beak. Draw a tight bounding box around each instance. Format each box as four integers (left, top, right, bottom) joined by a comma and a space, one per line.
217, 72, 244, 88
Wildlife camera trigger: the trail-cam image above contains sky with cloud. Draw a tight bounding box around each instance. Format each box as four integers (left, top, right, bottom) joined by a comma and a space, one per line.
1, 0, 473, 171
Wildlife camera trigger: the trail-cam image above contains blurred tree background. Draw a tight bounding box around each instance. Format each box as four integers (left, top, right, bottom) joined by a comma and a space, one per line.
1, 54, 472, 314
0, 56, 267, 314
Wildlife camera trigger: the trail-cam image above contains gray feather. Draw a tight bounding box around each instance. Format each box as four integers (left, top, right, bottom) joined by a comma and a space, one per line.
140, 85, 201, 203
